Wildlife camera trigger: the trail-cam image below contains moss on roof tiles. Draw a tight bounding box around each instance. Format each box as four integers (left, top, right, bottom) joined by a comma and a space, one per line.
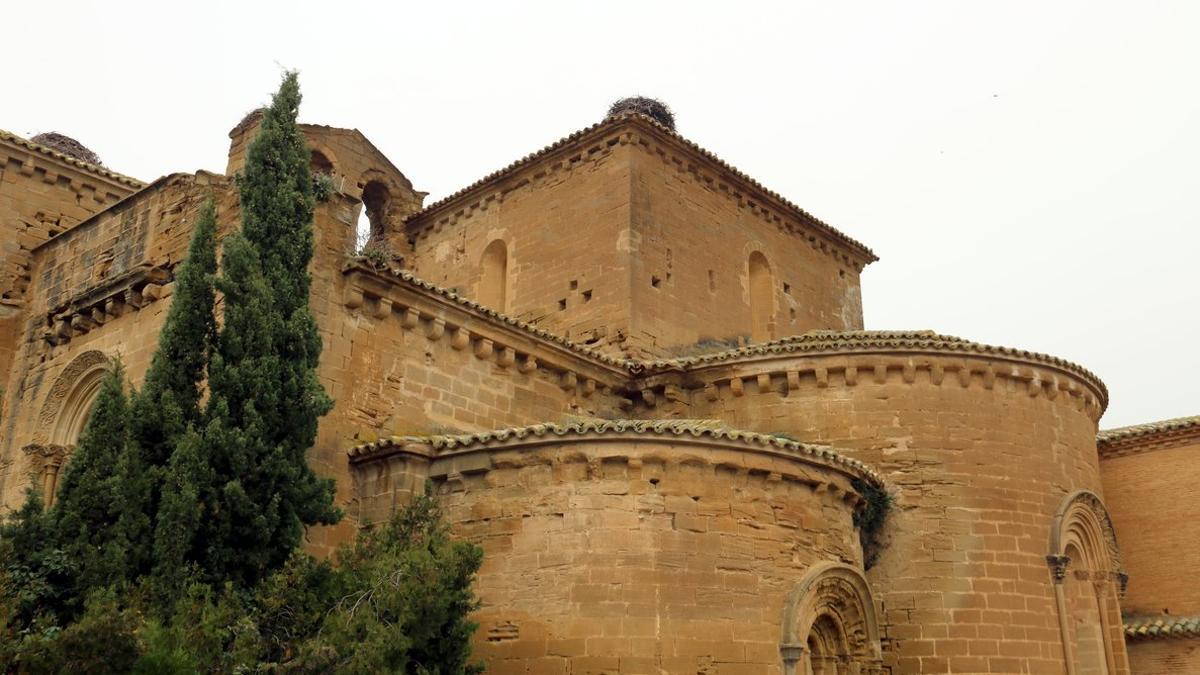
347, 419, 883, 487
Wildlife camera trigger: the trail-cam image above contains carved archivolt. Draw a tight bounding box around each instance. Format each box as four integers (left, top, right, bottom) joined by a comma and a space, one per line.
1047, 490, 1130, 675
34, 349, 112, 446
1047, 489, 1125, 584
780, 561, 883, 674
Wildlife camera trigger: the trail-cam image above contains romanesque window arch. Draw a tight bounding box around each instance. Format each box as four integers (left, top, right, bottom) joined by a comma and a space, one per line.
310, 148, 336, 176
780, 561, 884, 675
1047, 490, 1131, 675
23, 350, 112, 506
479, 239, 509, 312
357, 179, 391, 250
748, 251, 774, 343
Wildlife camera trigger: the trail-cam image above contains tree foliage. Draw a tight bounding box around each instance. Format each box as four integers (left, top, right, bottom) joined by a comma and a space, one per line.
197, 71, 339, 588
0, 72, 483, 673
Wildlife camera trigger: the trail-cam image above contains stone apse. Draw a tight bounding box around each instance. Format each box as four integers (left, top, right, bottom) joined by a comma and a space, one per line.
3, 103, 1191, 674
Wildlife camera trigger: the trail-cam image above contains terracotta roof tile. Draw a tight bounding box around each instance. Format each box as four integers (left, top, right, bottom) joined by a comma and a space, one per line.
1124, 614, 1200, 640
0, 129, 143, 188
1098, 415, 1200, 445
644, 330, 1106, 402
404, 113, 877, 263
347, 419, 884, 487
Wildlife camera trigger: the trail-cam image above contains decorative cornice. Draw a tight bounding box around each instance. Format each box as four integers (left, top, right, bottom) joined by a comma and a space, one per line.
347, 419, 883, 488
342, 267, 1108, 420
1124, 615, 1200, 641
42, 264, 172, 348
343, 260, 630, 371
403, 113, 876, 265
0, 129, 143, 188
1098, 416, 1200, 459
637, 330, 1108, 418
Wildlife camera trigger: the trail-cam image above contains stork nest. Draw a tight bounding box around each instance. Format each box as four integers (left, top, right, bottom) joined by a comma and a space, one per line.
606, 97, 675, 131
29, 132, 103, 166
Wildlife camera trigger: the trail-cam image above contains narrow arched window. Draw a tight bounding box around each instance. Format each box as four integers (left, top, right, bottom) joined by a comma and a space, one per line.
357, 180, 391, 251
310, 150, 335, 175
479, 240, 508, 312
748, 251, 774, 343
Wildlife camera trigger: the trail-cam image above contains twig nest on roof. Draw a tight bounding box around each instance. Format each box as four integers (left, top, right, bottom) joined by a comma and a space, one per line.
607, 97, 675, 131
29, 132, 103, 166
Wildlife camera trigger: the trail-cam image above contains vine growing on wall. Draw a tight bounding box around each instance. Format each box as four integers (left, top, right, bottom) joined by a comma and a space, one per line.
852, 478, 893, 570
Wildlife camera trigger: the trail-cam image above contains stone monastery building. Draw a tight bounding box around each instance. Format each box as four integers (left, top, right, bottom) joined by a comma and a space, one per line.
0, 101, 1196, 675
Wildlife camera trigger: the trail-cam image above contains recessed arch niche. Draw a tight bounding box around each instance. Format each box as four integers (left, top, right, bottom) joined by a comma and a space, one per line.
780, 561, 884, 675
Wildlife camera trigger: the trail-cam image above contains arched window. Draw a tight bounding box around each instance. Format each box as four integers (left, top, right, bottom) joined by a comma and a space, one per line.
1048, 491, 1130, 675
357, 180, 391, 251
310, 149, 335, 175
24, 350, 111, 507
748, 251, 774, 343
479, 239, 508, 312
780, 562, 883, 675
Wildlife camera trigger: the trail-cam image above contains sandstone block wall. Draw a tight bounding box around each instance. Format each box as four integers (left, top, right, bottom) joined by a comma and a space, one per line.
0, 133, 141, 437
350, 428, 878, 675
405, 116, 875, 360
406, 138, 635, 353
1099, 434, 1200, 615
629, 335, 1126, 674
626, 127, 868, 356
1123, 637, 1200, 675
1099, 421, 1200, 675
0, 173, 233, 507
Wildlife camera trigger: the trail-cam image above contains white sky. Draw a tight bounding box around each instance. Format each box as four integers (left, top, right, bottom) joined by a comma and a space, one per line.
5, 1, 1197, 428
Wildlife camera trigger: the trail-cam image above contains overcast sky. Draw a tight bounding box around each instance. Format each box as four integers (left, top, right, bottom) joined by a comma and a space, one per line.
6, 1, 1196, 428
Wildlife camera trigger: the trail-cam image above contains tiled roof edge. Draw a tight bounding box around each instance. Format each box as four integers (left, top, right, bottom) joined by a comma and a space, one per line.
0, 129, 144, 188
403, 113, 876, 262
344, 261, 632, 370
347, 419, 883, 487
1124, 614, 1200, 640
644, 330, 1107, 402
1098, 415, 1200, 446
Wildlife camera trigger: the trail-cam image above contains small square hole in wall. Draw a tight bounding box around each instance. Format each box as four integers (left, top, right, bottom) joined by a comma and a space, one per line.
569, 279, 578, 290
582, 290, 593, 303
839, 269, 846, 278
651, 276, 661, 288
783, 282, 791, 295
558, 298, 567, 311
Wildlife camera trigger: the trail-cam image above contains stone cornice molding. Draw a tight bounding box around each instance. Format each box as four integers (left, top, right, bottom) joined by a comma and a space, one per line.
0, 129, 143, 190
403, 114, 876, 267
1097, 415, 1200, 459
635, 331, 1108, 422
41, 263, 172, 348
347, 419, 884, 490
343, 268, 1109, 421
342, 262, 631, 392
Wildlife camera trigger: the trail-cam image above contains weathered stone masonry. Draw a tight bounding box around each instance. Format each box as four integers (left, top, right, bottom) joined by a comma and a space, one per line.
1, 106, 1190, 674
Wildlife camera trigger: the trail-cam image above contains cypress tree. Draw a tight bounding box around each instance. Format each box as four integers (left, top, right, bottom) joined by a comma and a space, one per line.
199, 72, 339, 587
50, 365, 132, 603
123, 198, 219, 580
